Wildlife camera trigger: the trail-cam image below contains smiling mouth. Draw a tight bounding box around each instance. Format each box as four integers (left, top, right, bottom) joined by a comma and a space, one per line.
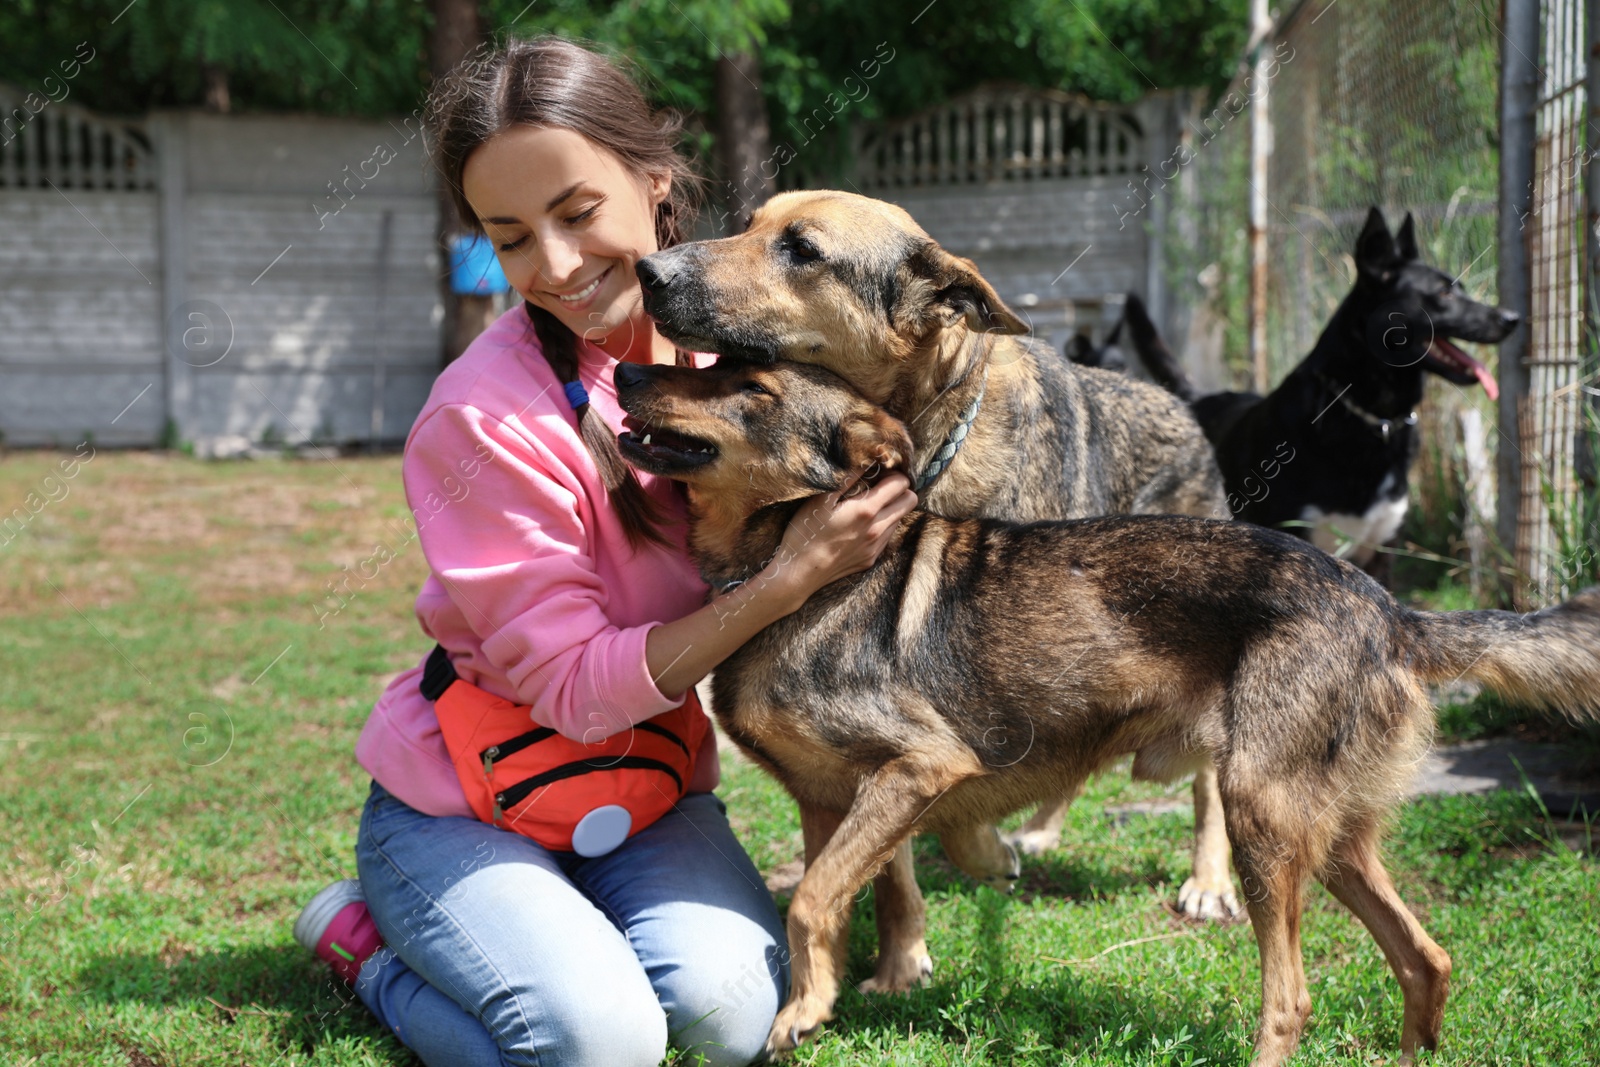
617, 417, 719, 468
553, 266, 612, 304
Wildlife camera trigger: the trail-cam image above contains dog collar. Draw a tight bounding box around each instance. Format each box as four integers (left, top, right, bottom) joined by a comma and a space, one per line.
711, 370, 989, 592
914, 367, 989, 492
1315, 373, 1417, 444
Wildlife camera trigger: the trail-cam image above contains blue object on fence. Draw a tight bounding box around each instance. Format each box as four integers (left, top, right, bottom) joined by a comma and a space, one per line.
448, 233, 511, 295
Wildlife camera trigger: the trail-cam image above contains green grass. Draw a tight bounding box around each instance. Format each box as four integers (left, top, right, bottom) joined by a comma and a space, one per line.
2, 452, 1597, 1065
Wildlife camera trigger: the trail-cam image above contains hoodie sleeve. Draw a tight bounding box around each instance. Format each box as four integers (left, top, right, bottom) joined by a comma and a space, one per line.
403, 401, 687, 742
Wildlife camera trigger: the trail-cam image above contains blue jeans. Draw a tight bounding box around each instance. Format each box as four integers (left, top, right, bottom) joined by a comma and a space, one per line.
351, 781, 789, 1066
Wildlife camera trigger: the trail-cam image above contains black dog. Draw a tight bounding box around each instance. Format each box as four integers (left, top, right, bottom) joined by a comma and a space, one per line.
1128, 208, 1520, 579
1062, 318, 1126, 371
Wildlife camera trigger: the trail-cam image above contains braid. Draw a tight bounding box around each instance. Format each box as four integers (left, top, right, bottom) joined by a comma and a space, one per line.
527, 303, 688, 552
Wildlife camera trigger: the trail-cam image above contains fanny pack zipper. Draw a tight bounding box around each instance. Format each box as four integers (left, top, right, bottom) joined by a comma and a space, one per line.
479, 721, 688, 776
493, 756, 685, 824
633, 721, 691, 757
480, 727, 558, 777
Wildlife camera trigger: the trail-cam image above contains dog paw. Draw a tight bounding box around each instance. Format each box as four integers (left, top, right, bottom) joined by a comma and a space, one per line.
859, 950, 933, 994
1001, 827, 1059, 857
980, 839, 1022, 892
765, 998, 831, 1057
1176, 875, 1242, 921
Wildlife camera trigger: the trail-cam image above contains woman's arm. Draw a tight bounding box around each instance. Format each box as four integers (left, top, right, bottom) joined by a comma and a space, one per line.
407, 402, 700, 739
644, 472, 918, 698
406, 399, 915, 740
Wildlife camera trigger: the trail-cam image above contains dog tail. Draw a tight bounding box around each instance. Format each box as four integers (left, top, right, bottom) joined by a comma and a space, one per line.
1406, 586, 1600, 720
1123, 293, 1198, 402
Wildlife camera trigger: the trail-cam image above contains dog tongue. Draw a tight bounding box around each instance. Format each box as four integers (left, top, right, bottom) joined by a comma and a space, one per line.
1432, 337, 1500, 402
1472, 360, 1500, 401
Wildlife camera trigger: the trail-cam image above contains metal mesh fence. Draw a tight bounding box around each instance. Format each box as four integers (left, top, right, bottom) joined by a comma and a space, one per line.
1261, 0, 1501, 375
1522, 0, 1593, 605
1171, 0, 1598, 605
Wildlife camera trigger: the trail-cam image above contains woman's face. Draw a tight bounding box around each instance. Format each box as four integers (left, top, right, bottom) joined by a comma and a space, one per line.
463, 126, 669, 350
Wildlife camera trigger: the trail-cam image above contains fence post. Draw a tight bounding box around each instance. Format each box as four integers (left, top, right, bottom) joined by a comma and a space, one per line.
1590, 0, 1600, 290
151, 110, 191, 448
1139, 92, 1174, 343
1247, 0, 1272, 394
1587, 0, 1600, 505
1497, 0, 1540, 600
1459, 408, 1495, 599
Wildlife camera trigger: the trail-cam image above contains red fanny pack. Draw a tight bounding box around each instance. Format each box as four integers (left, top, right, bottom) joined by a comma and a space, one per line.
421, 645, 707, 856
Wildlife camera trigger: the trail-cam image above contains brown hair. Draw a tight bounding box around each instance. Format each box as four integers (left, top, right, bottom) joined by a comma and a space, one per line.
426, 35, 706, 550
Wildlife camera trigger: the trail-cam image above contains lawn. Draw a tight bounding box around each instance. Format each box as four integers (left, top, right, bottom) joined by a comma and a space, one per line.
1, 450, 1596, 1065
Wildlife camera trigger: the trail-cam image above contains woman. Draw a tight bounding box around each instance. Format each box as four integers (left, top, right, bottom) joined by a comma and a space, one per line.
291, 36, 916, 1067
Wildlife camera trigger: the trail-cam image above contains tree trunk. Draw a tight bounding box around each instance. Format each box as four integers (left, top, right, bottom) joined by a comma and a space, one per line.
428, 0, 485, 366
713, 51, 773, 234
202, 64, 230, 113
428, 0, 482, 85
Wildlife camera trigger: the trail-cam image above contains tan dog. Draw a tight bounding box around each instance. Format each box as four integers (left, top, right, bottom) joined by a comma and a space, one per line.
614, 356, 1600, 1065
637, 190, 1238, 992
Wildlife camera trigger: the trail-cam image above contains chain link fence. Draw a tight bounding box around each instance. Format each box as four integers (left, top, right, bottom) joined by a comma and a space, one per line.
1521, 0, 1595, 606
1168, 0, 1597, 607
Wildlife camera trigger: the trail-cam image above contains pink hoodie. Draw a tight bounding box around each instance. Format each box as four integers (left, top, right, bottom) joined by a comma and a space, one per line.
355, 305, 719, 818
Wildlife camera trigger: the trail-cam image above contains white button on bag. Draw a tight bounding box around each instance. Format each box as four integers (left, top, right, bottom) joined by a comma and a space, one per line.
570, 804, 633, 857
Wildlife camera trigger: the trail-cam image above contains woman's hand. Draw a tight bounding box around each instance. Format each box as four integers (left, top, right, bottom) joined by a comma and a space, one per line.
764, 471, 920, 610
643, 470, 917, 699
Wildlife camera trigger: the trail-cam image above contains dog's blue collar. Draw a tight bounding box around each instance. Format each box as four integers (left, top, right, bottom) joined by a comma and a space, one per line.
914, 368, 988, 492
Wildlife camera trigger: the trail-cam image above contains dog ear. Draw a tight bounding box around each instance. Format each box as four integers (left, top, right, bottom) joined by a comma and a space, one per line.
1395, 212, 1420, 261
908, 244, 1029, 336
1355, 206, 1398, 281
840, 405, 914, 475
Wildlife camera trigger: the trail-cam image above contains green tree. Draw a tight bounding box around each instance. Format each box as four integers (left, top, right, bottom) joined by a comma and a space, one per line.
2, 0, 1248, 204
3, 0, 1248, 122
1, 0, 428, 116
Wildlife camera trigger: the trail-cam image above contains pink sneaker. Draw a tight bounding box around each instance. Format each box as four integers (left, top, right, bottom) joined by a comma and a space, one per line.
294, 879, 385, 983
